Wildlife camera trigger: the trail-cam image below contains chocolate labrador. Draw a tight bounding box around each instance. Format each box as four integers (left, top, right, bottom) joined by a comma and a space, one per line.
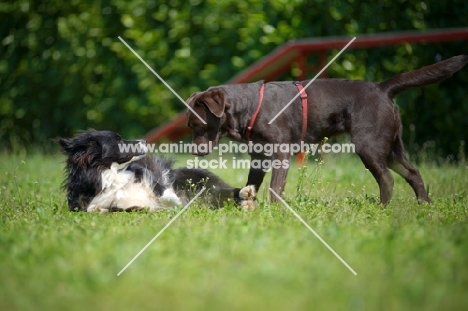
186, 55, 468, 204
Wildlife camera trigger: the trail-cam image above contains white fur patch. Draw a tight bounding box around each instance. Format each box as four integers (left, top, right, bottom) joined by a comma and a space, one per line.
87, 161, 181, 212
160, 188, 182, 207
101, 163, 134, 190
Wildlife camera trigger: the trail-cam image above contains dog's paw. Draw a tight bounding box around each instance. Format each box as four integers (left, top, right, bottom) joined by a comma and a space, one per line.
239, 185, 256, 200
241, 199, 257, 211
239, 185, 257, 211
160, 188, 182, 207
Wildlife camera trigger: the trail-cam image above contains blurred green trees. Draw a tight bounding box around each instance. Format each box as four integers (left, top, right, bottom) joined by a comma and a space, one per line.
1, 0, 467, 156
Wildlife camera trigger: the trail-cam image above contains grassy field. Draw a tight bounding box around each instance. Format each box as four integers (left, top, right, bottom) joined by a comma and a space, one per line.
1, 151, 468, 311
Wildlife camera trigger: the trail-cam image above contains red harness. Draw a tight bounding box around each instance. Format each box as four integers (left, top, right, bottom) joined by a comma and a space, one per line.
245, 84, 265, 140
294, 81, 308, 142
245, 82, 308, 141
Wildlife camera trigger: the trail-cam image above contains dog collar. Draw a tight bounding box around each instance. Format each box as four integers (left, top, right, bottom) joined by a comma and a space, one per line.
293, 81, 308, 142
245, 83, 265, 141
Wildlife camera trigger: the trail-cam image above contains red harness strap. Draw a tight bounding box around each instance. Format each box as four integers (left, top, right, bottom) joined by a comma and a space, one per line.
293, 81, 308, 142
245, 82, 308, 142
245, 83, 265, 141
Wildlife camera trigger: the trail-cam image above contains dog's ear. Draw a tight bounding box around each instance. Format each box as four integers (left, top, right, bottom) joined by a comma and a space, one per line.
186, 92, 201, 108
54, 133, 98, 157
54, 137, 75, 155
199, 89, 226, 118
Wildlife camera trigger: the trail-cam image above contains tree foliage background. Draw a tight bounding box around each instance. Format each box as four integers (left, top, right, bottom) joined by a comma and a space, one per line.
1, 0, 467, 156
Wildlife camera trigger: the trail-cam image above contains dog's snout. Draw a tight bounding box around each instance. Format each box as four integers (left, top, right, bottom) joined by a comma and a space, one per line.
192, 151, 209, 156
190, 141, 213, 156
134, 140, 148, 154
191, 147, 206, 156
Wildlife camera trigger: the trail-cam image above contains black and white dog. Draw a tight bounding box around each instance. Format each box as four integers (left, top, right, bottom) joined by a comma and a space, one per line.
56, 130, 256, 212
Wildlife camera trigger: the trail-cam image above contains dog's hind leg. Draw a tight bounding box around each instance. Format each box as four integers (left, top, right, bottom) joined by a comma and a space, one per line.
359, 153, 394, 204
350, 99, 399, 204
353, 139, 394, 204
388, 135, 431, 204
269, 152, 291, 202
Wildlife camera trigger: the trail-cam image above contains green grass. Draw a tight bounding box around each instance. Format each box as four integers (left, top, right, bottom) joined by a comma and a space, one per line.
1, 152, 468, 311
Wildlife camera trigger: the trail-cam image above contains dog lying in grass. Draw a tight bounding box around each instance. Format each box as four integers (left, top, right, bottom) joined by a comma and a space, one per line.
56, 130, 256, 212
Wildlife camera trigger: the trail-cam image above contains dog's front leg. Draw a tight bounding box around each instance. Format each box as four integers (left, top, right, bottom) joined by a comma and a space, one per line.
246, 153, 269, 192
269, 152, 291, 202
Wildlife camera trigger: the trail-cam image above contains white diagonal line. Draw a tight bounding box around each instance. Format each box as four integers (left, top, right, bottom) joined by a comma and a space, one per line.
269, 188, 357, 276
117, 187, 206, 276
118, 36, 206, 124
268, 37, 356, 124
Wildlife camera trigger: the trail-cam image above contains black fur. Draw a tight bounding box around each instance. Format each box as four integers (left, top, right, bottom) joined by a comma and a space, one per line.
56, 130, 147, 211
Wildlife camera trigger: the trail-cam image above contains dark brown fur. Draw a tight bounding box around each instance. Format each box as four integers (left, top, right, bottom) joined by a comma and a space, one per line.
186, 55, 468, 204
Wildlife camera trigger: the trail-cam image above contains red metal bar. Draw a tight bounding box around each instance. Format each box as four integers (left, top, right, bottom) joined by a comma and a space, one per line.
295, 28, 468, 51
228, 43, 297, 83
297, 52, 306, 81
262, 59, 297, 82
318, 50, 327, 78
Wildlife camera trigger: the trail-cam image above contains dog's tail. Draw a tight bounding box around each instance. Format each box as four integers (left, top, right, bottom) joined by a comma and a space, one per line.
379, 55, 468, 98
